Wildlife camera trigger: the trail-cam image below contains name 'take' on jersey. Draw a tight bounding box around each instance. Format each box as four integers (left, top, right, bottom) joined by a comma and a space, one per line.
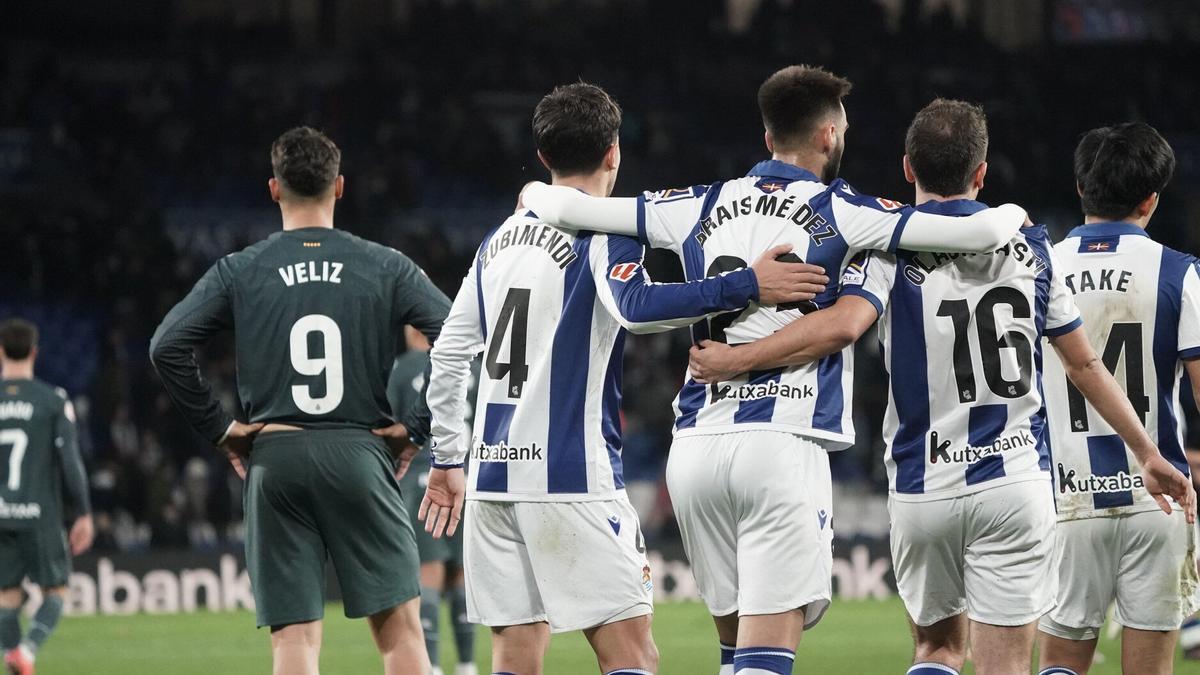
840, 200, 1083, 501
1043, 221, 1200, 519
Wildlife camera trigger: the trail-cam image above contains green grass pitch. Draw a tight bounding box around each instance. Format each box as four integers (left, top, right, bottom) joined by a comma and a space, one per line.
29, 599, 1200, 674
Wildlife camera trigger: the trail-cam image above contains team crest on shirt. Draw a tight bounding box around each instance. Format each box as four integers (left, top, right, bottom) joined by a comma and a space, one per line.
641, 564, 653, 593
609, 262, 640, 282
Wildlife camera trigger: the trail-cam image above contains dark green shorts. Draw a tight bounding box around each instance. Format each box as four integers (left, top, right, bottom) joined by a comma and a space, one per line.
399, 457, 464, 566
0, 525, 70, 589
244, 429, 420, 628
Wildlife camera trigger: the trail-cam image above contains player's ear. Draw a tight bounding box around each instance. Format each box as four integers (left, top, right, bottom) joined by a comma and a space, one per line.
1137, 191, 1158, 219
1076, 182, 1085, 199
536, 150, 553, 173
973, 161, 988, 190
604, 143, 620, 172
333, 175, 345, 200
764, 130, 775, 154
268, 177, 282, 203
902, 155, 917, 185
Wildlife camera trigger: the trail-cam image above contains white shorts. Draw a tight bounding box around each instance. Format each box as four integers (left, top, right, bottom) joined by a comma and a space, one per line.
666, 430, 833, 626
1039, 508, 1199, 640
889, 478, 1057, 627
462, 497, 653, 633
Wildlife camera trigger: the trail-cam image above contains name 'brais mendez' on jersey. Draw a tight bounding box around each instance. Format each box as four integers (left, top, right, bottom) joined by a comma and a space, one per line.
635, 162, 922, 449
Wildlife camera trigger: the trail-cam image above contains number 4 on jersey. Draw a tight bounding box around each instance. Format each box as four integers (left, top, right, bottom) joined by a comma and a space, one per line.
1065, 322, 1150, 431
487, 288, 531, 398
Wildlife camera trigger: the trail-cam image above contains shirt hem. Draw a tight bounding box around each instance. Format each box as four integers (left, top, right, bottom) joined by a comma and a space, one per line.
672, 423, 852, 450
466, 489, 626, 503
1055, 499, 1169, 522
889, 471, 1049, 502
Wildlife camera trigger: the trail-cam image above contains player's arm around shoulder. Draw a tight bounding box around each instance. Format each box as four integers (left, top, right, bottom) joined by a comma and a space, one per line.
590, 234, 828, 334
688, 250, 889, 383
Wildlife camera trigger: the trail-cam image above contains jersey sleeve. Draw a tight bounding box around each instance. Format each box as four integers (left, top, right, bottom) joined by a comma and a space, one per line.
148, 260, 237, 444
53, 389, 90, 515
1178, 261, 1200, 358
391, 252, 452, 445
427, 259, 485, 468
828, 183, 915, 253
589, 234, 759, 334
636, 185, 713, 253
837, 251, 896, 317
1044, 245, 1084, 337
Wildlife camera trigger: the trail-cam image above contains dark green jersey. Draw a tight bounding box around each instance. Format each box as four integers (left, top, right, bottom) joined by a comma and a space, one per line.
386, 352, 479, 464
0, 378, 90, 530
150, 227, 451, 444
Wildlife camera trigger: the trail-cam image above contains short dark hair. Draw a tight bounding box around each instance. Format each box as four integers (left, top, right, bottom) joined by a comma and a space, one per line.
270, 127, 341, 198
0, 319, 38, 360
532, 83, 622, 176
904, 98, 989, 197
1075, 123, 1175, 221
757, 65, 852, 150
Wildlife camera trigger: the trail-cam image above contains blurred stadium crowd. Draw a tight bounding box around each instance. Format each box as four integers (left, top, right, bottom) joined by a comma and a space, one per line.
3, 0, 1200, 552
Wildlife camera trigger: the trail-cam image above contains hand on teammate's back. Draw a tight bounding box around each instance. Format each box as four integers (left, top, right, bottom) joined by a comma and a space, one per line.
371, 422, 418, 479
751, 244, 828, 305
688, 341, 742, 384
69, 514, 94, 555
1141, 454, 1198, 523
218, 421, 265, 479
419, 467, 466, 539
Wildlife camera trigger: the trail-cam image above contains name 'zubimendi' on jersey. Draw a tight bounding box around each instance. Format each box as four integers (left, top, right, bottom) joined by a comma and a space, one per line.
1042, 222, 1200, 519
840, 207, 1082, 499
427, 209, 764, 500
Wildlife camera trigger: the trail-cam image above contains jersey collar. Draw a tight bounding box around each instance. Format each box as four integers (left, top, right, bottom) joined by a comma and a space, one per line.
746, 160, 820, 183
1066, 221, 1150, 239
914, 198, 988, 216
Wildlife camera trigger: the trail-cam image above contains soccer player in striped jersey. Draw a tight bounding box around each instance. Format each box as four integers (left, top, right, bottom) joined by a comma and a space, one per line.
686, 100, 1195, 675
522, 69, 1029, 675
420, 83, 826, 675
1036, 124, 1200, 675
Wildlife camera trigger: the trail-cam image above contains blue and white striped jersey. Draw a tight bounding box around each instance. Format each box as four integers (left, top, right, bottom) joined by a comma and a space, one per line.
428, 209, 760, 502
638, 160, 916, 448
1042, 221, 1200, 520
841, 200, 1082, 500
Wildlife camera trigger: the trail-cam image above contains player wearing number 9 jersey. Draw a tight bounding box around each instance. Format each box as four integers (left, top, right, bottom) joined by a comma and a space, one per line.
1038, 124, 1200, 675
683, 100, 1194, 675
522, 69, 1030, 675
150, 127, 449, 675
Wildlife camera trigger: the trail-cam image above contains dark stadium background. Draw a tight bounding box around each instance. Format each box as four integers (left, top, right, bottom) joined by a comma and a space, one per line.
2, 0, 1200, 578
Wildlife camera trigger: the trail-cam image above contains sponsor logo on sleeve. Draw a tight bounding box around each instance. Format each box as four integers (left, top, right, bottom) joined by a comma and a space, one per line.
609, 262, 640, 282
649, 187, 694, 203
876, 197, 905, 210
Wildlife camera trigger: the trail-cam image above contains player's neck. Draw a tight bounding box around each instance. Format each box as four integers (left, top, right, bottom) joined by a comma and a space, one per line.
0, 362, 34, 380
550, 173, 609, 197
768, 152, 826, 181
279, 200, 336, 231
914, 186, 978, 206
1083, 214, 1149, 229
